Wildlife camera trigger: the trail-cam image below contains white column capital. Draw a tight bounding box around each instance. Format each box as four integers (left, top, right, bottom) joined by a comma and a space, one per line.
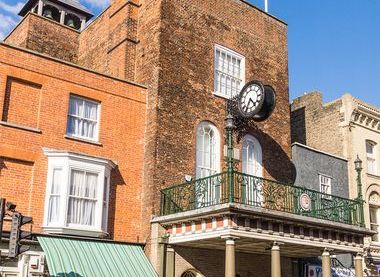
221, 235, 240, 243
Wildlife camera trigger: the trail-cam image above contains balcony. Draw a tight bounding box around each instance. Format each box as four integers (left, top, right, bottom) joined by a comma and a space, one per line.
160, 171, 364, 227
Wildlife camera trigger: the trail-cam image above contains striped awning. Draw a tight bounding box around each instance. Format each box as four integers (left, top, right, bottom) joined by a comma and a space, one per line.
38, 236, 158, 277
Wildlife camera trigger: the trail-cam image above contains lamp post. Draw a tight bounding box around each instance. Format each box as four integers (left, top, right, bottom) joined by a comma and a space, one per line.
354, 155, 364, 226
225, 114, 235, 203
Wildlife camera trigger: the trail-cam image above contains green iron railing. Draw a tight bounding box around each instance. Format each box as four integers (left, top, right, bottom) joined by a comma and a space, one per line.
160, 171, 364, 227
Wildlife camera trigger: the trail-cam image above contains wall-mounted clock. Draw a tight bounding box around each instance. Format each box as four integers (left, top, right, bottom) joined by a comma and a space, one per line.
253, 85, 277, 122
237, 81, 265, 118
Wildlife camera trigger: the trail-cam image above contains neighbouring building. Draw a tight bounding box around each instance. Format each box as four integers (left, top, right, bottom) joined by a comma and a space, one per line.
0, 0, 373, 276
0, 39, 154, 276
292, 142, 356, 275
291, 92, 380, 276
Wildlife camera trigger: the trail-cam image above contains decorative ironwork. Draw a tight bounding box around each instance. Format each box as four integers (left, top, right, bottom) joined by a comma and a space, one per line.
160, 171, 364, 227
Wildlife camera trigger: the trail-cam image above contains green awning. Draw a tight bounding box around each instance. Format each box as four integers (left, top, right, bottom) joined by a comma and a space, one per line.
38, 237, 158, 277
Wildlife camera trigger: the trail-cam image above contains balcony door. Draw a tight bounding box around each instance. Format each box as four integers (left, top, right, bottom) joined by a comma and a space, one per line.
196, 122, 220, 207
242, 135, 263, 206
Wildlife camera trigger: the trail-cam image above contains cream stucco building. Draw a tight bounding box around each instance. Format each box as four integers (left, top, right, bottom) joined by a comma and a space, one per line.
292, 92, 380, 274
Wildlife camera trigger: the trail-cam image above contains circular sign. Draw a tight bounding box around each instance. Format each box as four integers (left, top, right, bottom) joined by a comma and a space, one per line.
237, 80, 265, 118
299, 193, 311, 211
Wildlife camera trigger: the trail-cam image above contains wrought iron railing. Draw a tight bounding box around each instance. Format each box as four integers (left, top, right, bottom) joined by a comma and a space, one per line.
160, 171, 364, 227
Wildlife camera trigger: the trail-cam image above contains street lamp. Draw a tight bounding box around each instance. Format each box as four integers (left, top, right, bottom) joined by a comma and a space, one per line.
225, 114, 235, 203
355, 155, 363, 200
354, 155, 364, 226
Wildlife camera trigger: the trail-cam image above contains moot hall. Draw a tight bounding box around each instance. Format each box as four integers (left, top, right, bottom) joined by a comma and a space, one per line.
0, 0, 374, 276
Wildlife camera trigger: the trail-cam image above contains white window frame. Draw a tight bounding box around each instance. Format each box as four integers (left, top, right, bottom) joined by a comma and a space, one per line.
66, 95, 101, 142
319, 174, 332, 196
195, 122, 221, 207
366, 141, 377, 175
214, 44, 245, 99
195, 122, 221, 179
42, 148, 115, 237
242, 135, 263, 206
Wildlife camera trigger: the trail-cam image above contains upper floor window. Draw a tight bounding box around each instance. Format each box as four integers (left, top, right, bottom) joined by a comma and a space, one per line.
196, 122, 220, 179
214, 45, 245, 99
67, 95, 100, 142
43, 149, 115, 237
367, 141, 377, 175
319, 174, 331, 195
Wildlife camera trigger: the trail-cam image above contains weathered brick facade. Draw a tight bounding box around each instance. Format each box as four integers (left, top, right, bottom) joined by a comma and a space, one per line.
6, 13, 80, 63
2, 0, 295, 276
0, 43, 147, 241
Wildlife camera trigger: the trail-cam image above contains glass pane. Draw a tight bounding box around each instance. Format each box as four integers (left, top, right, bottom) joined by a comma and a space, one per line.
70, 170, 85, 197
69, 97, 82, 116
67, 198, 96, 226
84, 101, 98, 120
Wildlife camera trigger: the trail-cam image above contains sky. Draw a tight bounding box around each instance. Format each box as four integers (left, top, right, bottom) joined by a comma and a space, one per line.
0, 0, 379, 106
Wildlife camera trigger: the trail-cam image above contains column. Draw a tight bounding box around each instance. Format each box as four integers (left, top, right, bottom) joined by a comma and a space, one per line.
354, 253, 364, 277
60, 10, 65, 24
37, 0, 43, 16
271, 242, 281, 277
158, 241, 166, 277
225, 238, 236, 277
166, 246, 175, 277
321, 249, 332, 277
81, 19, 86, 31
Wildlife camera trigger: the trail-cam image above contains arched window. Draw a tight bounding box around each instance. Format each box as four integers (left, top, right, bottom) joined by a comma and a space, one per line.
42, 5, 60, 22
65, 14, 81, 30
242, 135, 263, 205
242, 135, 262, 177
181, 269, 202, 277
369, 191, 380, 242
195, 122, 220, 207
196, 122, 220, 178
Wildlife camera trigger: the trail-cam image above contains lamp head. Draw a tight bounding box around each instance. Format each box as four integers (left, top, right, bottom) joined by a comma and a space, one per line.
355, 155, 363, 171
225, 114, 235, 130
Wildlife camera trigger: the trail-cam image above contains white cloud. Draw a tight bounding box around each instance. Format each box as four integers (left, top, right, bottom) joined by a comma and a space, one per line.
0, 13, 16, 40
0, 1, 24, 15
83, 0, 109, 9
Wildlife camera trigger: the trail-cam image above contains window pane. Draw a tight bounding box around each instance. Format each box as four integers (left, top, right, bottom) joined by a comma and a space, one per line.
48, 168, 62, 224
68, 170, 98, 226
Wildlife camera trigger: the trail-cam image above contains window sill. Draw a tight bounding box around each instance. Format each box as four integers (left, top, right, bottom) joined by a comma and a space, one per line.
213, 91, 235, 100
64, 135, 103, 146
0, 121, 41, 134
42, 226, 108, 238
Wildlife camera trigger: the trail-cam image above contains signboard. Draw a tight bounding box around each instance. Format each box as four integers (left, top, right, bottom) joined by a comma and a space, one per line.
307, 265, 355, 277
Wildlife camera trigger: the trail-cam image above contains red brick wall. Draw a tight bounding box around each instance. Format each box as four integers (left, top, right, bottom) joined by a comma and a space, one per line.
5, 13, 80, 63
0, 44, 147, 242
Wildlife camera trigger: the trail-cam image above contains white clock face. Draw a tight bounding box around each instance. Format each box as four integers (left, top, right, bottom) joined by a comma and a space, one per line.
238, 81, 265, 117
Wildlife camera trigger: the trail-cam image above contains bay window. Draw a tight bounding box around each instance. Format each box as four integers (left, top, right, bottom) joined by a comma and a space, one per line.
43, 149, 115, 237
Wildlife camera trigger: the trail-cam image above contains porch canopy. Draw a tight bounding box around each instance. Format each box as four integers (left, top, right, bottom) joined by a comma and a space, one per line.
37, 236, 157, 277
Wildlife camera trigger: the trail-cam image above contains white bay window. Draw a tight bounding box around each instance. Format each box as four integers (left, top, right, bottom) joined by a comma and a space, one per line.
43, 149, 115, 237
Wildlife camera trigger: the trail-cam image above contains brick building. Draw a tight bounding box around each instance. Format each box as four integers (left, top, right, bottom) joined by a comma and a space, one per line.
291, 92, 380, 276
0, 0, 373, 276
